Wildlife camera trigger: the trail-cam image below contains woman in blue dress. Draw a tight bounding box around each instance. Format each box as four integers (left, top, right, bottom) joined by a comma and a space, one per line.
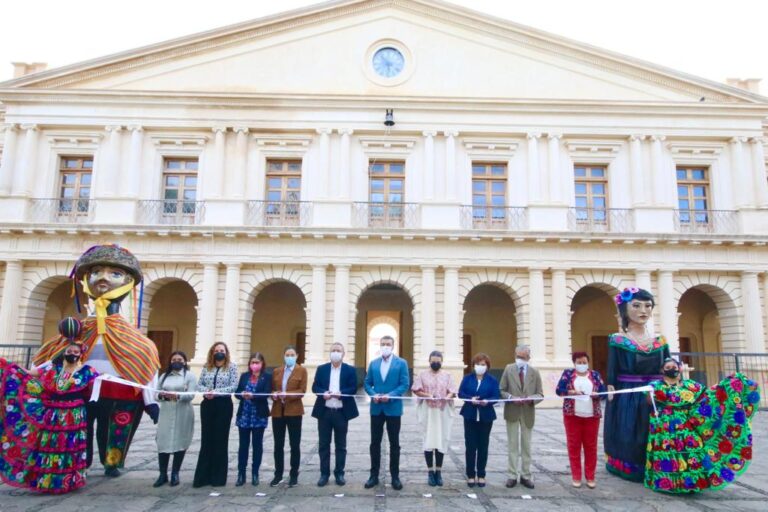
234, 352, 272, 486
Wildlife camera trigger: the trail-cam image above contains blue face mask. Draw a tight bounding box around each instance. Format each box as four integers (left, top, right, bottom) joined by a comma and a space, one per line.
284, 356, 297, 367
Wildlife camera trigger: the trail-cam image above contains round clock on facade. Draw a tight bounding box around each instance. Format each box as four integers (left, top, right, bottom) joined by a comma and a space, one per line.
372, 47, 405, 78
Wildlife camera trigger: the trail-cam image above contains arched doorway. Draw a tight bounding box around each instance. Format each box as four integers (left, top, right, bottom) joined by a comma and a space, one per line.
147, 280, 198, 367
678, 287, 722, 385
355, 283, 414, 371
251, 281, 307, 369
463, 284, 517, 378
570, 285, 618, 378
42, 280, 83, 341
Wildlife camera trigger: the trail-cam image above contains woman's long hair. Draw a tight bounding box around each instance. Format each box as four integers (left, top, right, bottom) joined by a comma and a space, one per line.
160, 350, 189, 387
205, 342, 231, 370
618, 288, 655, 332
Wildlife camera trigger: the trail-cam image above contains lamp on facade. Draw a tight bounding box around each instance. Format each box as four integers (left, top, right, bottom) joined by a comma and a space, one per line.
384, 109, 395, 127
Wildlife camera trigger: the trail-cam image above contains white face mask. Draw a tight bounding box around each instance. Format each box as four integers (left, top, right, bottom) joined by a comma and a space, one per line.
515, 358, 528, 368
474, 364, 487, 376
330, 351, 343, 363
575, 363, 589, 373
380, 346, 393, 358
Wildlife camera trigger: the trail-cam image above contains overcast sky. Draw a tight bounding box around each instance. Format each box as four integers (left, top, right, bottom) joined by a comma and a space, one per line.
0, 0, 765, 94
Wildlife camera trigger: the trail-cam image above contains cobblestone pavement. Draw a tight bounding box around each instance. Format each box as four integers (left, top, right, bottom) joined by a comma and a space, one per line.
1, 402, 766, 512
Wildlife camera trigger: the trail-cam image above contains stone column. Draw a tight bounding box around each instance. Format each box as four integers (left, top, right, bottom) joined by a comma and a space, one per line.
551, 268, 570, 364
317, 129, 331, 198
221, 263, 241, 348
99, 125, 122, 198
629, 135, 646, 206
635, 269, 656, 334
122, 125, 143, 198
528, 268, 545, 359
423, 131, 436, 200
0, 124, 19, 195
749, 138, 768, 207
527, 133, 541, 203
338, 129, 353, 199
194, 262, 220, 363
0, 260, 23, 342
230, 127, 249, 199
308, 264, 328, 364
731, 137, 751, 208
443, 266, 461, 365
420, 265, 437, 360
444, 131, 458, 200
650, 135, 670, 206
741, 271, 766, 353
208, 126, 226, 199
332, 264, 351, 346
547, 133, 562, 203
657, 270, 679, 352
12, 124, 38, 196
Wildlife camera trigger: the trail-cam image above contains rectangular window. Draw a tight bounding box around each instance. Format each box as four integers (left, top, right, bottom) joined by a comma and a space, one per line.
59, 156, 93, 214
573, 165, 608, 223
368, 161, 405, 225
265, 159, 302, 221
676, 166, 709, 224
471, 163, 507, 227
162, 158, 198, 218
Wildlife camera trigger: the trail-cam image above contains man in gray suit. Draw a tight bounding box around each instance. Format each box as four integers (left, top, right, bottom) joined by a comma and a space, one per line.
499, 344, 543, 489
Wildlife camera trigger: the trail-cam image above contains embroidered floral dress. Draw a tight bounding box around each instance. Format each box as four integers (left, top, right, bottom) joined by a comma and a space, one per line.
645, 373, 760, 493
412, 370, 457, 452
0, 358, 98, 493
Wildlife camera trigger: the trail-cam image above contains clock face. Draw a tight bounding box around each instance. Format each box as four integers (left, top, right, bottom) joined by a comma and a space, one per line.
372, 47, 405, 78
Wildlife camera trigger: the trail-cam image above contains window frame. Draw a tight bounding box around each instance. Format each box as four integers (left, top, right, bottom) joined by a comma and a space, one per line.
573, 164, 609, 224
58, 155, 93, 215
471, 162, 507, 226
676, 165, 710, 224
161, 157, 199, 217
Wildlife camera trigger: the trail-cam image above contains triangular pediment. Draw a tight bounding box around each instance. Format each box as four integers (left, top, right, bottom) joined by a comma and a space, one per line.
2, 0, 764, 104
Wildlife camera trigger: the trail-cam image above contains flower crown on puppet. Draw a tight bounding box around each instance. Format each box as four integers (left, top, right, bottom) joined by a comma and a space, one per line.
614, 287, 640, 306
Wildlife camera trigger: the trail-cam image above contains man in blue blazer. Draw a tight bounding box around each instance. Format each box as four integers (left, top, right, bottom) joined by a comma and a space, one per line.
311, 342, 359, 487
363, 335, 410, 490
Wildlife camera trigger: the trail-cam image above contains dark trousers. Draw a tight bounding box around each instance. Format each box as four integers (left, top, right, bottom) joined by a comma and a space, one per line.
369, 413, 401, 478
238, 427, 265, 475
464, 419, 493, 478
86, 398, 144, 469
317, 408, 349, 477
272, 416, 302, 479
193, 397, 233, 487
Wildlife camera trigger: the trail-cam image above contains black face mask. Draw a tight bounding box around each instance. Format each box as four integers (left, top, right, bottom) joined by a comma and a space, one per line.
171, 362, 185, 372
663, 368, 680, 378
214, 352, 226, 362
64, 354, 79, 364
430, 362, 442, 372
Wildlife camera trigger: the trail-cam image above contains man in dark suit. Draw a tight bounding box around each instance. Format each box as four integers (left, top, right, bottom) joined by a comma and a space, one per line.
311, 342, 359, 487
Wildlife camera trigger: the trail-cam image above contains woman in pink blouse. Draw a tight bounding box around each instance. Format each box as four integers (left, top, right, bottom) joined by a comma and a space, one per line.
411, 350, 457, 487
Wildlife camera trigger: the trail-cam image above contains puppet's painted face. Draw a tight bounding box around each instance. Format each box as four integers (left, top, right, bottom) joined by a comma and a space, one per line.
87, 265, 132, 297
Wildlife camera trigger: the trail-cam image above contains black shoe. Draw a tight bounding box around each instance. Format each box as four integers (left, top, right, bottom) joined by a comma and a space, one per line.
435, 471, 443, 487
288, 476, 298, 487
467, 478, 476, 488
427, 471, 437, 487
105, 467, 121, 478
364, 476, 379, 489
170, 471, 180, 487
505, 478, 518, 488
335, 474, 346, 486
391, 477, 403, 490
252, 474, 259, 486
153, 474, 168, 487
270, 476, 282, 487
477, 478, 486, 488
236, 472, 246, 487
520, 477, 535, 489
317, 475, 329, 487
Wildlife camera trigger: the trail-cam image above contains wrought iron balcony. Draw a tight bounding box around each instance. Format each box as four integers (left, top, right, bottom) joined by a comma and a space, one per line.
674, 209, 738, 235
137, 200, 206, 225
460, 205, 528, 231
28, 198, 95, 224
567, 208, 634, 233
352, 202, 420, 229
246, 200, 312, 227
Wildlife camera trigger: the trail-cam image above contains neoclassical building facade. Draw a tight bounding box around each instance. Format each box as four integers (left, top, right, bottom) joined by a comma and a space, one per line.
0, 0, 767, 392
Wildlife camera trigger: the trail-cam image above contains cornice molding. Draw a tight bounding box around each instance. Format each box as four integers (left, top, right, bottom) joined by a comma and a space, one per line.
566, 139, 623, 163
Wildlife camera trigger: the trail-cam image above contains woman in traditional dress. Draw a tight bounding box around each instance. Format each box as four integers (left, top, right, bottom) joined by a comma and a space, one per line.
0, 340, 98, 493
604, 287, 670, 481
152, 351, 197, 487
644, 358, 760, 493
411, 350, 456, 487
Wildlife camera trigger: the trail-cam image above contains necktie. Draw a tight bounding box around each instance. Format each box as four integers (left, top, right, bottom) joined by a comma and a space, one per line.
518, 367, 525, 390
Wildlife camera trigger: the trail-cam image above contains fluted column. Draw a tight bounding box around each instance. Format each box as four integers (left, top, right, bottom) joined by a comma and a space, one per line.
444, 131, 458, 201
0, 260, 23, 343
308, 264, 327, 364
0, 124, 19, 195
657, 270, 679, 352
629, 135, 646, 206
12, 124, 38, 196
122, 125, 143, 199
547, 133, 562, 203
551, 268, 570, 363
650, 135, 670, 206
221, 263, 241, 346
99, 125, 122, 198
443, 266, 461, 364
749, 138, 768, 207
423, 131, 436, 200
227, 127, 249, 199
332, 264, 351, 345
731, 137, 751, 208
635, 269, 655, 334
194, 262, 220, 363
317, 129, 331, 198
527, 133, 542, 203
420, 265, 437, 360
207, 126, 226, 199
338, 129, 353, 199
741, 271, 766, 353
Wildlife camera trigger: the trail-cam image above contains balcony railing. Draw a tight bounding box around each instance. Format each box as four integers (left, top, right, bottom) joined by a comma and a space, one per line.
246, 200, 312, 227
137, 200, 206, 225
674, 209, 738, 234
28, 198, 95, 223
460, 205, 528, 231
352, 202, 420, 229
568, 208, 634, 233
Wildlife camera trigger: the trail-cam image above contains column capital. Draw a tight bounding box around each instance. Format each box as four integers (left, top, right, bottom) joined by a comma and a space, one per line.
420, 264, 438, 271
629, 134, 646, 142
730, 136, 748, 144
224, 262, 242, 270
526, 132, 541, 140
20, 124, 38, 131
547, 132, 562, 140
311, 263, 328, 271
315, 128, 333, 135
748, 137, 765, 145
442, 265, 461, 272
127, 124, 143, 133
211, 126, 228, 135
202, 261, 220, 269
443, 130, 459, 138
333, 263, 352, 270
233, 126, 250, 135
1, 123, 18, 132
741, 270, 760, 277
3, 259, 23, 267
104, 125, 123, 133
337, 128, 354, 136
549, 267, 570, 274
657, 268, 676, 275
650, 134, 666, 143
422, 130, 437, 138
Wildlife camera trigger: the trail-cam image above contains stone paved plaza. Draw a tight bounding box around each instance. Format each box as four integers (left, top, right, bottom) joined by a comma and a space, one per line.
1, 402, 766, 512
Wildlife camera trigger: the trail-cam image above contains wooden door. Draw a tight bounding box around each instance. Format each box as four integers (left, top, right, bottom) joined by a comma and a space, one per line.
591, 335, 609, 379
678, 337, 692, 366
148, 330, 174, 369
296, 332, 306, 364
463, 334, 472, 374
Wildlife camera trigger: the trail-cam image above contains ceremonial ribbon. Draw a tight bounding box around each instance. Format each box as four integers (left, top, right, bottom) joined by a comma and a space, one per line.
80, 278, 135, 334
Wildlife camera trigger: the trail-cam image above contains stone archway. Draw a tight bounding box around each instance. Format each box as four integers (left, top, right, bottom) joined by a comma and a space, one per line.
570, 284, 620, 378
462, 283, 519, 377
355, 283, 414, 371
147, 279, 199, 365
250, 280, 308, 369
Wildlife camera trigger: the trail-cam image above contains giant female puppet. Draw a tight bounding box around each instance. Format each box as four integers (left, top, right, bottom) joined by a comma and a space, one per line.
33, 244, 160, 477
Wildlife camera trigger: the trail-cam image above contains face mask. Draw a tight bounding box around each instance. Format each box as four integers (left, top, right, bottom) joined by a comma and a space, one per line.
171, 362, 184, 372
663, 368, 680, 378
474, 364, 487, 376
430, 362, 442, 372
330, 351, 343, 363
213, 352, 226, 362
515, 358, 528, 368
575, 363, 589, 373
250, 363, 262, 373
284, 356, 297, 367
64, 354, 79, 364
380, 346, 393, 358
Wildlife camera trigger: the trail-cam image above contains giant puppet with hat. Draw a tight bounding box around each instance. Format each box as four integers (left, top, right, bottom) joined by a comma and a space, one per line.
33, 244, 161, 477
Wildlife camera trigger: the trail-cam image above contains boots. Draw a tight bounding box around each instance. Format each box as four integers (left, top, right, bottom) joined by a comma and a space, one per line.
427, 470, 437, 487
252, 472, 259, 486
434, 469, 444, 487
236, 470, 246, 487
170, 450, 185, 487
153, 453, 170, 487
